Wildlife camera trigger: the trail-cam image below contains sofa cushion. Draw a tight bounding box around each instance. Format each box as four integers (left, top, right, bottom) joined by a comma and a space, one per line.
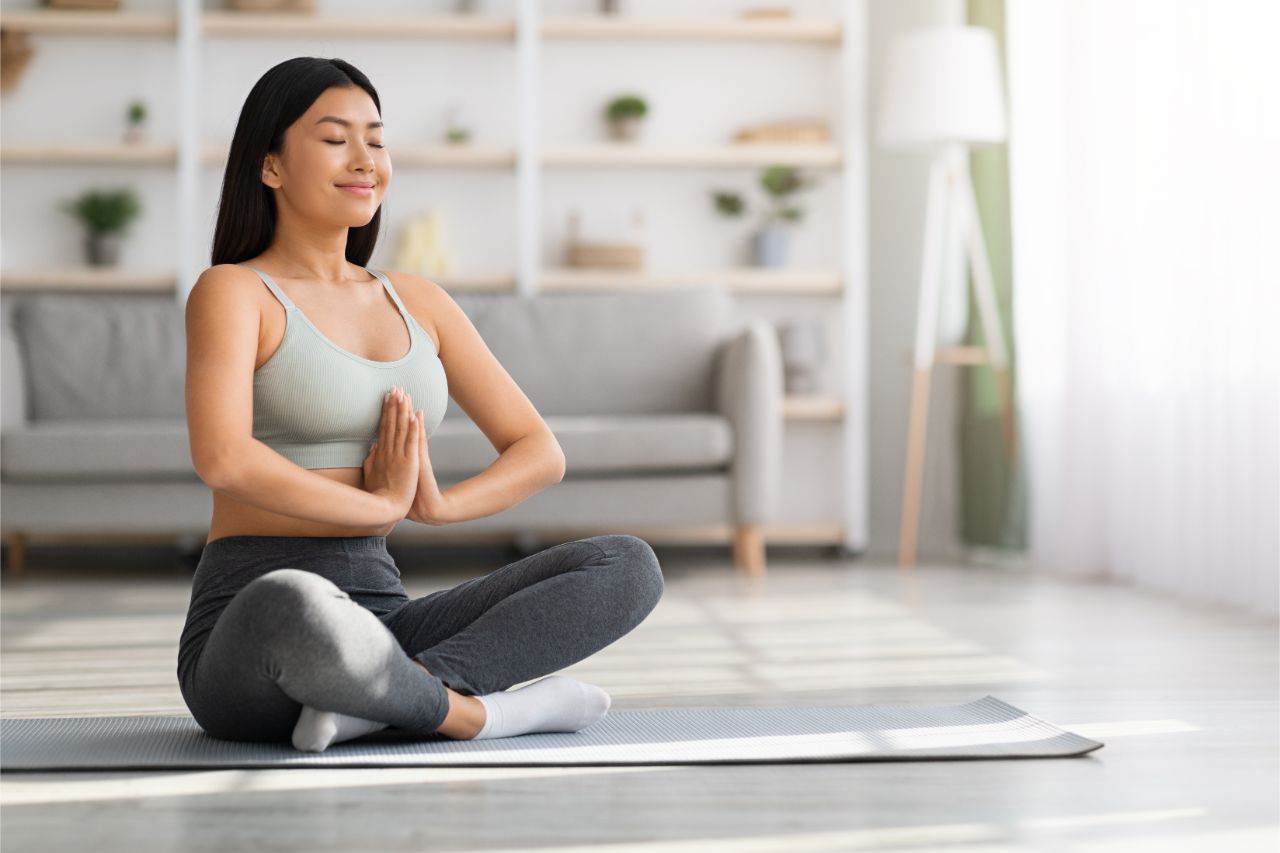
447, 287, 735, 417
0, 414, 733, 482
13, 294, 185, 421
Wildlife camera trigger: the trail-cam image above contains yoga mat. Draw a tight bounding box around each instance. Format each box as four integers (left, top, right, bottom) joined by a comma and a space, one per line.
0, 695, 1103, 771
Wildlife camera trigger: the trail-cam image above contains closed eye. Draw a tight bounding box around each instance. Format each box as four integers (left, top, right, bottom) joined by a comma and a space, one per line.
325, 140, 385, 148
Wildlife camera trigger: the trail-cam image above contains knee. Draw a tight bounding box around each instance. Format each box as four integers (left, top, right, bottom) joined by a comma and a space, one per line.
237, 568, 349, 651
589, 534, 664, 613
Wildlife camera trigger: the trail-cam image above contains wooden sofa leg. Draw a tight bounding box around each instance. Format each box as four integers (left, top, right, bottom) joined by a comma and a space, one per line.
732, 525, 766, 578
4, 532, 27, 576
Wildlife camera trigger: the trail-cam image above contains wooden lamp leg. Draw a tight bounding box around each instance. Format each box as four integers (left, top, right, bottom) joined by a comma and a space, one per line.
898, 152, 954, 570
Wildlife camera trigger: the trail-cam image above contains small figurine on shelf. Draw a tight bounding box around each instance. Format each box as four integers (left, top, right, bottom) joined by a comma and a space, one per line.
604, 94, 647, 142
710, 165, 820, 268
123, 99, 147, 145
396, 210, 454, 280
779, 320, 828, 394
443, 105, 472, 145
60, 187, 142, 267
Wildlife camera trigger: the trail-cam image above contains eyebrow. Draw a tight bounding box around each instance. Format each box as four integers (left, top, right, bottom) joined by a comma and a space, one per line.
315, 116, 384, 129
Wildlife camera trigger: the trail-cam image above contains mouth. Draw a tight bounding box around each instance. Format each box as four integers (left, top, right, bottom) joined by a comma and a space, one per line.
336, 183, 376, 196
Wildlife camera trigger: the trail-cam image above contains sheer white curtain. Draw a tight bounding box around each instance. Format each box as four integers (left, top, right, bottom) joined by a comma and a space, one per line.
1005, 0, 1279, 616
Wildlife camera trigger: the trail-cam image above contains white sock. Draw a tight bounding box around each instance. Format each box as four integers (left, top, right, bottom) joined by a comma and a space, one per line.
292, 705, 389, 753
470, 675, 611, 740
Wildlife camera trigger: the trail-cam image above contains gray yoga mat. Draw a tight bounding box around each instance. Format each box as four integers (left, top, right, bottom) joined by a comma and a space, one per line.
0, 695, 1103, 771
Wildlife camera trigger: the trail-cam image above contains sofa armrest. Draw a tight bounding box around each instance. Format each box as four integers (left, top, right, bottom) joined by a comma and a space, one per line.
713, 319, 784, 524
1, 319, 26, 430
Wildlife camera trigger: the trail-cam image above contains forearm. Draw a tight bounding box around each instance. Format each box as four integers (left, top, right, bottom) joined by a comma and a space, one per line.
441, 432, 565, 524
207, 439, 395, 528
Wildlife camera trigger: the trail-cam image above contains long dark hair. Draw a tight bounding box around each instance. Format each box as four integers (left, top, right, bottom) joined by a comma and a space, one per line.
210, 57, 383, 267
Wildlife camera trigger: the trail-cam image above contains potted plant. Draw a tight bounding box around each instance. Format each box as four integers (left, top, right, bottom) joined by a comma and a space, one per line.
710, 165, 819, 267
123, 99, 147, 144
60, 187, 141, 267
443, 104, 472, 145
604, 94, 647, 142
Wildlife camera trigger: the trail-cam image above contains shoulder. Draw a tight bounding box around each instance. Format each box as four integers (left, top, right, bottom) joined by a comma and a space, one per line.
190, 263, 265, 299
186, 265, 267, 333
380, 269, 450, 354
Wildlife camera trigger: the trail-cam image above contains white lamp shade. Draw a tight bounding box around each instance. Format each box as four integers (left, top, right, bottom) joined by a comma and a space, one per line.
877, 26, 1008, 149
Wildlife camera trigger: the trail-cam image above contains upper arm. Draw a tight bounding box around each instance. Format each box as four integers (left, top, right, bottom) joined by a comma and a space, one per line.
401, 273, 564, 471
184, 265, 260, 487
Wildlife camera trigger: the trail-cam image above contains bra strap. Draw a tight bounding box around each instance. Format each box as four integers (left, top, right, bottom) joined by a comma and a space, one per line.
240, 264, 296, 312
366, 267, 410, 316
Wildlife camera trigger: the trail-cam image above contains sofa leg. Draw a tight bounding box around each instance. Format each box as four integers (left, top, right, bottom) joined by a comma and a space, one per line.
4, 532, 26, 576
732, 526, 766, 578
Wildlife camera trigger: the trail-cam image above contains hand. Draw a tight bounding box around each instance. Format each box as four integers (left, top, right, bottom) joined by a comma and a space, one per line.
362, 386, 421, 522
406, 417, 451, 526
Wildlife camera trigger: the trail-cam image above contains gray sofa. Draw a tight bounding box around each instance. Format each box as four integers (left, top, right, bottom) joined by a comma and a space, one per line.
0, 284, 782, 577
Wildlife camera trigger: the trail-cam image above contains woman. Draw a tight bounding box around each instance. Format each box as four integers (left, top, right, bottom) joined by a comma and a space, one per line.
178, 57, 664, 752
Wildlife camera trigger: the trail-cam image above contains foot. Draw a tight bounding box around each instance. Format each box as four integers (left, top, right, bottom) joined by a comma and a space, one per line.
470, 676, 612, 740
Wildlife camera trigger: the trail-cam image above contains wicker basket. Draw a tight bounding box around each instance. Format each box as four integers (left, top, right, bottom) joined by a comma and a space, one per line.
227, 0, 316, 12
43, 0, 122, 9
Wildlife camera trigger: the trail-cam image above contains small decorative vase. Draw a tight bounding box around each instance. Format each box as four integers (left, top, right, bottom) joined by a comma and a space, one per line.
751, 222, 789, 267
607, 116, 642, 142
85, 231, 123, 266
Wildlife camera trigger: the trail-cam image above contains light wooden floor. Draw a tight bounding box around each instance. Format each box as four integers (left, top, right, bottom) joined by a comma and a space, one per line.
1, 542, 1277, 852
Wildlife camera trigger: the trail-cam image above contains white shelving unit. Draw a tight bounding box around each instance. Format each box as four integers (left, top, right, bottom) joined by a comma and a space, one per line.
0, 0, 868, 554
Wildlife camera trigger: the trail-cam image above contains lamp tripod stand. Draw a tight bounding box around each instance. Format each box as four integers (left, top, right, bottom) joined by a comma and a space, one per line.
898, 143, 1017, 569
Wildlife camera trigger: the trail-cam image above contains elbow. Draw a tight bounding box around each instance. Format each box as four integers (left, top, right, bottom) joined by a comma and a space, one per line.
198, 461, 233, 493
193, 444, 241, 493
549, 446, 567, 483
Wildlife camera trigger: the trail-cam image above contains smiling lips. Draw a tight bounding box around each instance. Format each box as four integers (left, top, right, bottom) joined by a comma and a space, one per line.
337, 182, 375, 196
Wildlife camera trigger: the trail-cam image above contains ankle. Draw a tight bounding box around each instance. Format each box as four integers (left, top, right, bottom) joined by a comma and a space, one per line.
435, 690, 486, 740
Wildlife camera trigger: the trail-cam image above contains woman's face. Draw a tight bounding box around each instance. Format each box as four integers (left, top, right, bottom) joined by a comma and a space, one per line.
263, 85, 391, 228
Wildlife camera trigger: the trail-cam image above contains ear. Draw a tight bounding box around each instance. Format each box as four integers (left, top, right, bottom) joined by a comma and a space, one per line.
262, 154, 282, 189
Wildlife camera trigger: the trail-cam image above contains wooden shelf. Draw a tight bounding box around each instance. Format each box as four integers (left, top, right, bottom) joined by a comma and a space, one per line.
543, 144, 841, 168
0, 268, 515, 294
0, 9, 175, 36
200, 12, 516, 39
541, 17, 842, 43
0, 267, 177, 292
541, 268, 841, 295
1, 142, 176, 166
0, 12, 840, 43
200, 142, 516, 168
4, 142, 836, 170
784, 395, 845, 421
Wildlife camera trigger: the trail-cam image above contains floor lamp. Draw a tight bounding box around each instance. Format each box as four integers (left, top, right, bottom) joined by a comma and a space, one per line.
877, 26, 1017, 570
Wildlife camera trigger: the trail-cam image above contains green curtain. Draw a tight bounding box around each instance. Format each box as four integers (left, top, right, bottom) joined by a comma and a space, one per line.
961, 0, 1027, 551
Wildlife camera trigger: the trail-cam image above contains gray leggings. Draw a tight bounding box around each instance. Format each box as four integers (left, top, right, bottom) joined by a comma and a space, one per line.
176, 534, 664, 742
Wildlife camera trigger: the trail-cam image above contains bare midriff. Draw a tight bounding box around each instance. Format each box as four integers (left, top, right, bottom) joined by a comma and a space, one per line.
205, 468, 398, 544
202, 262, 440, 546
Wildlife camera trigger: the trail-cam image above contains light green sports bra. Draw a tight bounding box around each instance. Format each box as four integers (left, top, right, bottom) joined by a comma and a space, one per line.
241, 263, 448, 469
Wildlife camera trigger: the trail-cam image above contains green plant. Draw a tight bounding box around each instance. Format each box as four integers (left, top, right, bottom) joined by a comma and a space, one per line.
61, 187, 141, 234
711, 165, 819, 228
605, 95, 647, 122
126, 100, 147, 125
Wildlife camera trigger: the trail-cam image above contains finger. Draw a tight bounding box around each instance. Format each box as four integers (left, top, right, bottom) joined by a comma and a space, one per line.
380, 388, 395, 447
399, 394, 415, 455
390, 387, 407, 449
